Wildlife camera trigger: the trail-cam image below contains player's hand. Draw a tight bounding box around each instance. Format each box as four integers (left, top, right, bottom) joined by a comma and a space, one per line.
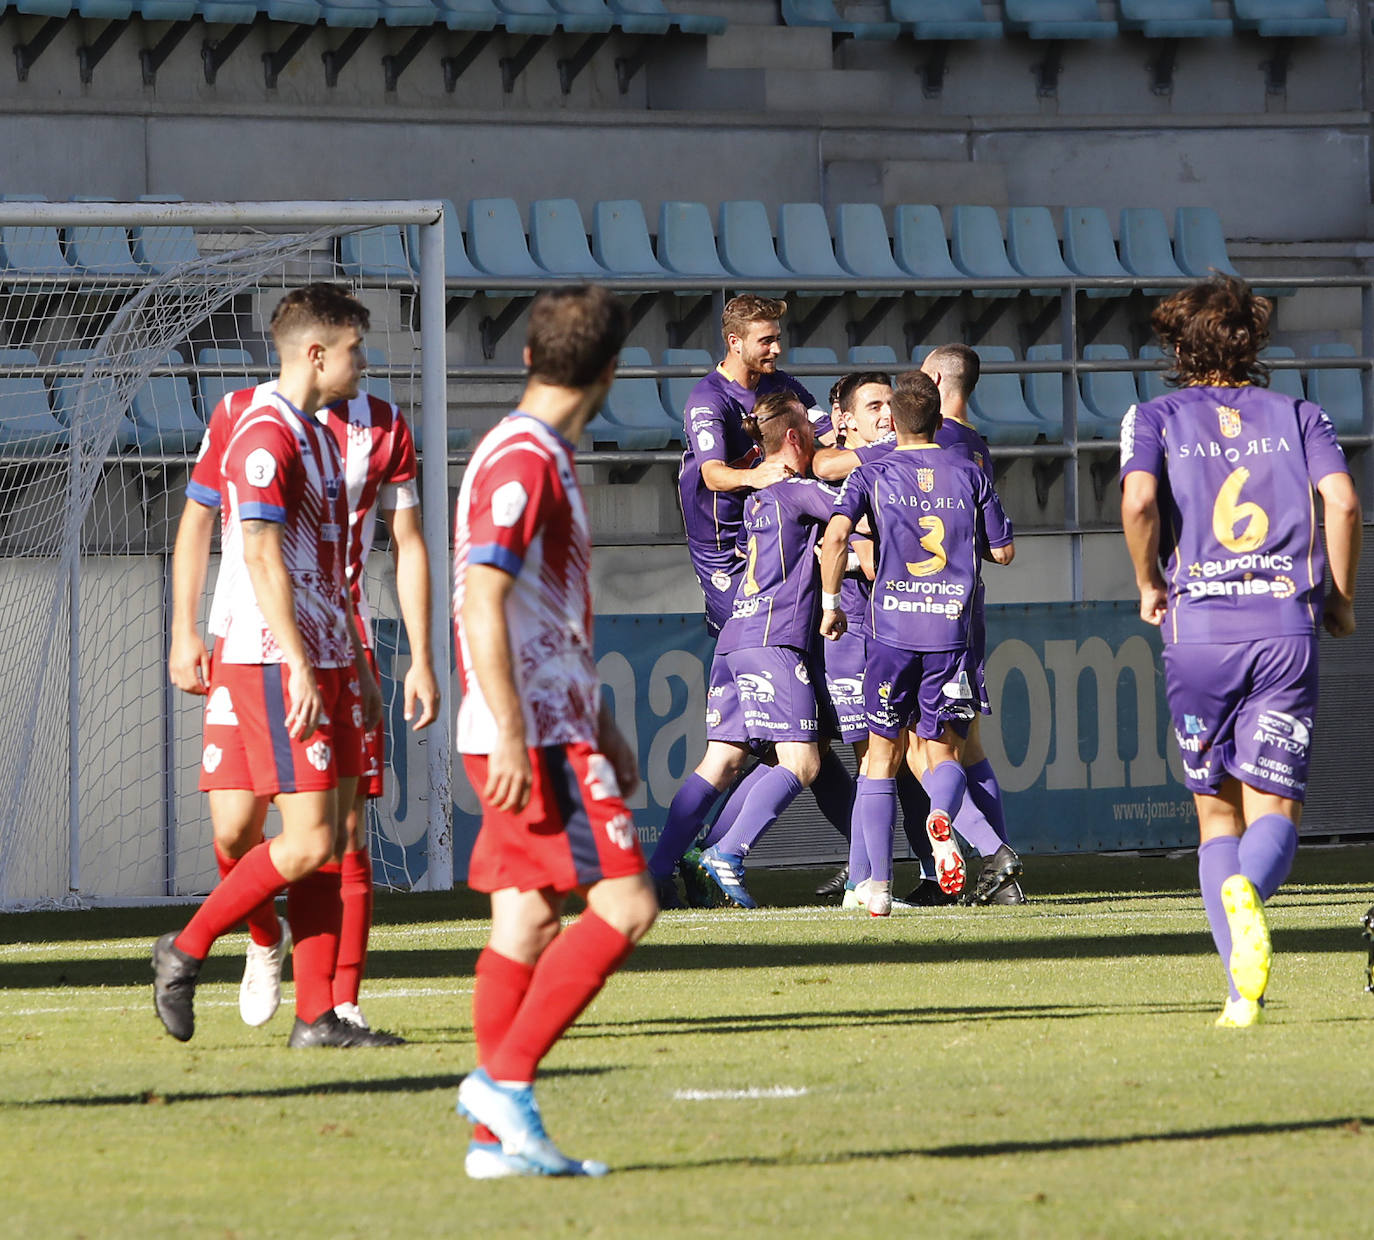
403, 660, 440, 730
1138, 585, 1167, 627
820, 608, 847, 641
749, 460, 791, 488
168, 630, 211, 696
359, 666, 384, 732
1324, 594, 1356, 638
485, 733, 532, 813
598, 717, 641, 800
285, 662, 323, 740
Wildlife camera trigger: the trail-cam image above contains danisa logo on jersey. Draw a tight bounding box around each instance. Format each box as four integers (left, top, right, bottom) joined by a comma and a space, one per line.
883, 577, 965, 618
1183, 553, 1296, 601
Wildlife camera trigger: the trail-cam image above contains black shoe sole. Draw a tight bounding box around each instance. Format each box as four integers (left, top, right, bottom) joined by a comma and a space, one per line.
152, 933, 199, 1042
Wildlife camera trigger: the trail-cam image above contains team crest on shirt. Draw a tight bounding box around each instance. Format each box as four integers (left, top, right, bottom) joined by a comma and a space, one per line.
973, 452, 985, 469
877, 681, 892, 702
348, 419, 371, 449
202, 744, 223, 773
306, 741, 332, 771
1217, 405, 1243, 438
916, 468, 935, 493
711, 570, 732, 593
605, 812, 637, 851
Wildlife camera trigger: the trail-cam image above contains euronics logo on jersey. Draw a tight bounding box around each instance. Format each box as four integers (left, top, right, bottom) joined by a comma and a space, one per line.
205, 686, 237, 726
916, 467, 935, 493
1217, 405, 1243, 439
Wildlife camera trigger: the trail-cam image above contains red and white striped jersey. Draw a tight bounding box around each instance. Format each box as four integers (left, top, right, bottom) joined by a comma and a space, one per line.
205, 391, 354, 668
452, 413, 598, 755
314, 393, 419, 638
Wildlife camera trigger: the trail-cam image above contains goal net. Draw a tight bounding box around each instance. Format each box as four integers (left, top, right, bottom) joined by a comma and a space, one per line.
0, 201, 451, 910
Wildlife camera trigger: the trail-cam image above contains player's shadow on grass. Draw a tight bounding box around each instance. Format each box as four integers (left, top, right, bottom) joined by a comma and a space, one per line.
5, 1065, 608, 1110
615, 1115, 1374, 1172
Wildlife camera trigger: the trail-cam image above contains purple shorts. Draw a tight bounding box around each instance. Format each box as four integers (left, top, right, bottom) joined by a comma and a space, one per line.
693, 559, 742, 636
706, 645, 821, 746
822, 628, 868, 744
1162, 635, 1319, 799
968, 594, 990, 714
863, 637, 977, 741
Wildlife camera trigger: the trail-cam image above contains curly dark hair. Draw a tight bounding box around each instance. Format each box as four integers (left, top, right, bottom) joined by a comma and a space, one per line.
1151, 274, 1272, 388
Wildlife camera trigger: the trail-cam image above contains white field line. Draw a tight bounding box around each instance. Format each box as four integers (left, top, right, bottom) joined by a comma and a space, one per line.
674, 1086, 809, 1101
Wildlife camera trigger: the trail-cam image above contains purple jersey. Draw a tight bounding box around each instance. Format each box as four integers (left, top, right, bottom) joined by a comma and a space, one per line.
833, 444, 1012, 652
716, 475, 836, 655
676, 366, 817, 579
1119, 385, 1350, 645
936, 417, 995, 486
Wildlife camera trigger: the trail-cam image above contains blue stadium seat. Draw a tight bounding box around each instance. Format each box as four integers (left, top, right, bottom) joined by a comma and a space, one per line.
363, 346, 394, 404
77, 0, 134, 16
266, 0, 325, 22
717, 201, 791, 281
378, 0, 444, 23
435, 0, 501, 28
200, 0, 260, 19
892, 204, 964, 291
1079, 343, 1139, 437
51, 349, 138, 451
1118, 0, 1233, 36
1172, 205, 1240, 278
777, 203, 852, 286
1261, 345, 1306, 402
1232, 0, 1345, 36
1062, 206, 1131, 298
780, 0, 900, 38
911, 344, 934, 364
970, 345, 1046, 445
64, 207, 142, 277
1306, 342, 1364, 434
14, 0, 75, 14
609, 0, 724, 34
131, 349, 204, 453
317, 0, 382, 26
657, 201, 728, 277
1004, 0, 1117, 37
466, 197, 544, 277
405, 199, 483, 290
1005, 206, 1074, 294
1118, 207, 1187, 295
130, 198, 202, 276
603, 346, 679, 447
340, 226, 412, 279
848, 345, 898, 366
492, 0, 562, 32
592, 200, 667, 277
0, 349, 67, 456
137, 0, 197, 19
1023, 344, 1068, 440
950, 205, 1023, 298
833, 203, 908, 286
549, 0, 615, 29
195, 347, 259, 423
0, 195, 68, 276
603, 0, 669, 30
786, 347, 841, 410
889, 0, 1002, 38
1137, 344, 1171, 403
529, 198, 608, 278
661, 347, 714, 428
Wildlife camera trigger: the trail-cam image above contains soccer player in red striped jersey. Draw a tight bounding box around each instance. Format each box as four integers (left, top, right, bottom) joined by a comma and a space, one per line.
171, 301, 438, 1036
154, 284, 397, 1048
453, 285, 657, 1179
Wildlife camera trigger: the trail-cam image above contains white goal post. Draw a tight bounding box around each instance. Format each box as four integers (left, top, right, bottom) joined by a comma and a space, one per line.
0, 199, 452, 909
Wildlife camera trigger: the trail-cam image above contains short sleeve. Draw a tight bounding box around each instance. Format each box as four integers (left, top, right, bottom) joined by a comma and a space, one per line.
385, 408, 419, 486
832, 463, 871, 525
186, 399, 233, 509
686, 394, 730, 466
1119, 402, 1164, 481
979, 471, 1014, 548
223, 417, 298, 524
1299, 398, 1350, 486
464, 443, 557, 577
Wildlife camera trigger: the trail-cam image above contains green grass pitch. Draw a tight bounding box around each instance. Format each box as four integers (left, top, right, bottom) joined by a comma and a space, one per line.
3, 848, 1374, 1239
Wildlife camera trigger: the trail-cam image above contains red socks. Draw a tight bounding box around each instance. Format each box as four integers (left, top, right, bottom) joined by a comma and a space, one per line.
471, 947, 537, 1144
176, 842, 287, 960
286, 864, 343, 1024
332, 848, 373, 1008
213, 843, 283, 948
483, 912, 635, 1084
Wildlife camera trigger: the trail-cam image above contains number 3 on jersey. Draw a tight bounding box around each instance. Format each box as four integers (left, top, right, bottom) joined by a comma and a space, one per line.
1212, 466, 1270, 553
906, 516, 948, 578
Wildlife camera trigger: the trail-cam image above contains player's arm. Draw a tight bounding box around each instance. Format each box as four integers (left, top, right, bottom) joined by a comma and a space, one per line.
385, 503, 439, 729
168, 499, 217, 695
812, 445, 862, 482
597, 697, 640, 800
987, 541, 1014, 566
241, 518, 324, 740
341, 588, 384, 731
818, 513, 855, 641
1120, 470, 1167, 627
852, 535, 876, 581
700, 457, 789, 492
1317, 470, 1362, 637
462, 563, 531, 813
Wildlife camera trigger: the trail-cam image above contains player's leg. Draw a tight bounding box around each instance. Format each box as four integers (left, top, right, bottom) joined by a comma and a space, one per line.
855, 731, 903, 915
916, 656, 972, 896
952, 719, 1024, 904
332, 787, 373, 1027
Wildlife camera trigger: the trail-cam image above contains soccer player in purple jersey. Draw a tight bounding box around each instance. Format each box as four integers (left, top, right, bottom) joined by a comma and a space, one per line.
820, 374, 1015, 915
676, 295, 818, 634
1120, 275, 1361, 1028
657, 391, 841, 909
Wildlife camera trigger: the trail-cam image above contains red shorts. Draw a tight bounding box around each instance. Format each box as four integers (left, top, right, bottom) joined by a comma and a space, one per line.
200, 653, 365, 796
359, 643, 384, 800
463, 740, 647, 895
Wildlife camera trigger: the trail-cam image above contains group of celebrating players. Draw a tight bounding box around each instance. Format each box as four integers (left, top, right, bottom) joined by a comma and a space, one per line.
150, 270, 1361, 1177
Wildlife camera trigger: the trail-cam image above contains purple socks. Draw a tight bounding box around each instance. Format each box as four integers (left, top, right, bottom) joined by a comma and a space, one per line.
649, 773, 721, 878
1239, 813, 1298, 901
963, 758, 1010, 847
1198, 835, 1243, 1002
715, 766, 805, 858
852, 776, 897, 884
921, 760, 968, 825
700, 762, 769, 849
